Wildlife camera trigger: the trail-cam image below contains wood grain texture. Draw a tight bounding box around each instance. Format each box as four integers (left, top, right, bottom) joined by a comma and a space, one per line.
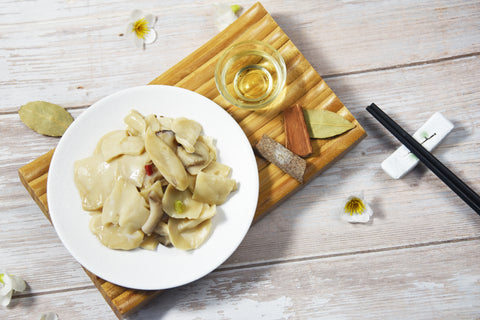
2, 0, 480, 319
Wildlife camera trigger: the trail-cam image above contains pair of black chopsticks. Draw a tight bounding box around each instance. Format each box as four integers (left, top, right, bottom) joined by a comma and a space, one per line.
366, 103, 480, 216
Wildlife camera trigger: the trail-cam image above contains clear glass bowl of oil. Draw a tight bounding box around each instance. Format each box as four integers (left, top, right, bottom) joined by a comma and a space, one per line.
215, 40, 287, 109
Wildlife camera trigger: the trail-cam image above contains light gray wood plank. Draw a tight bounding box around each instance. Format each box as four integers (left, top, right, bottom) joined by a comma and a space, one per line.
4, 287, 114, 320
0, 0, 479, 112
135, 240, 480, 319
4, 240, 479, 320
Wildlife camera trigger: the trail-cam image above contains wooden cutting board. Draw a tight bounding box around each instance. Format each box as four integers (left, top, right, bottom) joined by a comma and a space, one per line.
18, 2, 366, 318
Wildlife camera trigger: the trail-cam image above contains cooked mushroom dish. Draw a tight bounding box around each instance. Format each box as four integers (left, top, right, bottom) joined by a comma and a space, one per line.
74, 110, 237, 251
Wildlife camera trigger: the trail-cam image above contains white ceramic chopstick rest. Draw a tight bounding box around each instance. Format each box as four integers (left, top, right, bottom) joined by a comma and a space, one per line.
381, 112, 454, 179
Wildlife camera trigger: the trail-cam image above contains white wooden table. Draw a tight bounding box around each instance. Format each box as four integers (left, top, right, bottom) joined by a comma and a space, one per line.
2, 1, 480, 319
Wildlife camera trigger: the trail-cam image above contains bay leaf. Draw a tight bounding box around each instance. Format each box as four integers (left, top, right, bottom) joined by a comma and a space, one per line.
303, 109, 355, 139
18, 101, 74, 137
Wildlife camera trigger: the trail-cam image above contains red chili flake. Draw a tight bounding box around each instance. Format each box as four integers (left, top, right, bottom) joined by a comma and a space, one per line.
145, 164, 153, 176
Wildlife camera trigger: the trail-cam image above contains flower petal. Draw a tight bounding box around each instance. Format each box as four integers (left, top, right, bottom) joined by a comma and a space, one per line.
0, 290, 12, 307
214, 4, 238, 31
144, 14, 156, 28
0, 274, 12, 295
10, 275, 26, 292
133, 36, 144, 48
125, 22, 135, 36
143, 29, 157, 45
130, 9, 143, 21
40, 312, 59, 320
340, 193, 373, 224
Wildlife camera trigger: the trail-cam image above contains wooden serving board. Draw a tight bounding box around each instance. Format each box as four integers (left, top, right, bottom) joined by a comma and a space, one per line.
18, 2, 366, 318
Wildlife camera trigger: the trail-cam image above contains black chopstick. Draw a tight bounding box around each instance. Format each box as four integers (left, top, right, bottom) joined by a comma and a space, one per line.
366, 103, 480, 215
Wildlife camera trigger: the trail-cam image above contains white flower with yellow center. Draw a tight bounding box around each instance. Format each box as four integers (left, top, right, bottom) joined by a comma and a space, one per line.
341, 193, 373, 223
214, 4, 241, 31
40, 312, 59, 320
126, 10, 157, 49
0, 272, 26, 307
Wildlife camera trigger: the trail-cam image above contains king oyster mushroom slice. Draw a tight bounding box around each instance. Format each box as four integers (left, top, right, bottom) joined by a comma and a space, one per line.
145, 127, 189, 191
124, 109, 146, 137
154, 221, 169, 237
101, 177, 150, 231
89, 214, 144, 250
192, 172, 237, 205
202, 161, 232, 177
96, 130, 145, 162
140, 179, 163, 202
157, 130, 177, 150
114, 152, 150, 188
157, 116, 173, 131
175, 203, 216, 232
140, 235, 160, 250
172, 117, 203, 153
74, 153, 117, 211
144, 113, 161, 132
168, 218, 212, 250
141, 188, 164, 236
177, 138, 215, 175
154, 221, 171, 246
95, 130, 125, 160
163, 184, 203, 219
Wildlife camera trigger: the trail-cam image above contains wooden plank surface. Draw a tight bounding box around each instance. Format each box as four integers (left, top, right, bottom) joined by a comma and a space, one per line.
2, 0, 480, 319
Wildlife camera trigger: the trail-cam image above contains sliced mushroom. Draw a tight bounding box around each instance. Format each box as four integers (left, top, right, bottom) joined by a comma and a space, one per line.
101, 177, 150, 231
145, 127, 189, 191
114, 152, 150, 188
144, 113, 161, 132
99, 226, 144, 250
157, 116, 173, 131
95, 130, 126, 161
162, 184, 203, 219
74, 154, 117, 211
154, 221, 169, 237
157, 130, 177, 150
124, 109, 146, 136
172, 117, 203, 153
192, 172, 237, 205
141, 189, 164, 235
90, 214, 144, 250
140, 180, 163, 202
176, 138, 215, 175
154, 221, 171, 246
140, 235, 160, 250
202, 161, 232, 177
175, 204, 216, 232
168, 218, 211, 250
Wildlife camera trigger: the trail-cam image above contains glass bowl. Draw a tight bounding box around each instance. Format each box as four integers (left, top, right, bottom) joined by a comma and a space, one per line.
215, 40, 287, 110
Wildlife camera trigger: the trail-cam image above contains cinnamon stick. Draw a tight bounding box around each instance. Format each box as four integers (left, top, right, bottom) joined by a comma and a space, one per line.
283, 104, 313, 157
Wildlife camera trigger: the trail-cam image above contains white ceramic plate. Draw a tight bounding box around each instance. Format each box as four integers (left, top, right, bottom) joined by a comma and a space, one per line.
47, 85, 259, 290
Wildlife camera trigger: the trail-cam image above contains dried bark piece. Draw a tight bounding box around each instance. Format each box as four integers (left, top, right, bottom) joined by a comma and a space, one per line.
284, 104, 313, 157
255, 135, 306, 183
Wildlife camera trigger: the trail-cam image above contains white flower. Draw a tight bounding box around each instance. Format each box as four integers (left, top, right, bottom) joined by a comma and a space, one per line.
40, 312, 59, 320
0, 272, 26, 307
214, 4, 241, 31
340, 193, 373, 223
126, 10, 157, 49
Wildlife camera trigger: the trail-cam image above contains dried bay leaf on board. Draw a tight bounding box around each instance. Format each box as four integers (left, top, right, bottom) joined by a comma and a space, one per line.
18, 101, 74, 137
303, 109, 355, 139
